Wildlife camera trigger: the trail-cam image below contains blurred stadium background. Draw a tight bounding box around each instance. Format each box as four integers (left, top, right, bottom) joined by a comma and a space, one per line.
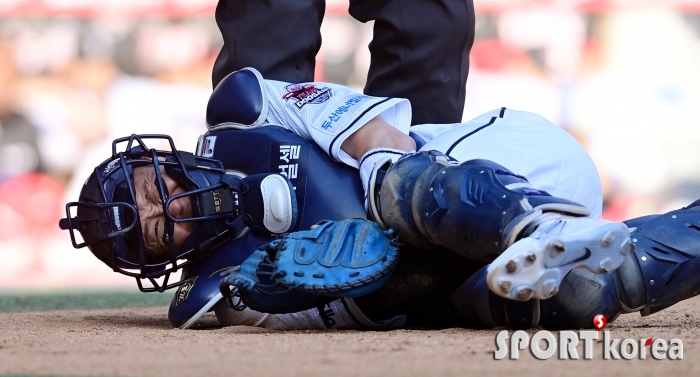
2, 0, 700, 290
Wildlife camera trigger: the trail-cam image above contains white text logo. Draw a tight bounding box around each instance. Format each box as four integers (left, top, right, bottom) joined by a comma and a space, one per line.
494, 330, 683, 360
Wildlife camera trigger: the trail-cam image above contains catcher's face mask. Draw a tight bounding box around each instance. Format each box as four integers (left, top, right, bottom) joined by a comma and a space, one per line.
59, 134, 246, 292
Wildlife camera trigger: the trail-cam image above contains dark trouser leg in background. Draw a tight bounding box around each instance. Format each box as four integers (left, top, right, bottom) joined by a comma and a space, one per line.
213, 0, 475, 124
212, 0, 325, 87
349, 0, 475, 125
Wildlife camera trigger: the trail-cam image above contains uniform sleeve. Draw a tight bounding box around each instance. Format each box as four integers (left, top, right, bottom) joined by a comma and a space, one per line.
263, 79, 412, 168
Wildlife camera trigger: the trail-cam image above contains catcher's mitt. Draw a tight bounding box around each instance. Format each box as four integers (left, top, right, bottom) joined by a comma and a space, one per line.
219, 219, 401, 314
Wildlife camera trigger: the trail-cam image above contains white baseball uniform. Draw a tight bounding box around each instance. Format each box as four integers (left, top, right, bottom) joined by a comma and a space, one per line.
209, 68, 603, 218
208, 68, 603, 330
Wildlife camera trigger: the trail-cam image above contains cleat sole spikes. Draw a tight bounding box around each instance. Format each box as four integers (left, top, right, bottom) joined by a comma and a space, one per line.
500, 281, 512, 294
599, 257, 613, 273
602, 231, 615, 246
542, 278, 558, 298
506, 260, 517, 273
487, 217, 630, 301
516, 287, 534, 301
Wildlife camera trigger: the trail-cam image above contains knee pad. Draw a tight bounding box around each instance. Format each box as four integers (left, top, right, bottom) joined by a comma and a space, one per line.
377, 151, 590, 261
376, 151, 452, 249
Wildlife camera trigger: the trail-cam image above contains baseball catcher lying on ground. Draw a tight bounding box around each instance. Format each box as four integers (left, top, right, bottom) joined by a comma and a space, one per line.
59, 68, 700, 330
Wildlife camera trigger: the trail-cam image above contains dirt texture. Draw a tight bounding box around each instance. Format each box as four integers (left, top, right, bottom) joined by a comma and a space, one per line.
1, 297, 700, 377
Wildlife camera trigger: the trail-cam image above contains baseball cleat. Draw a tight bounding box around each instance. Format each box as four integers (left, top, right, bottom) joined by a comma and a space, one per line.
486, 217, 632, 301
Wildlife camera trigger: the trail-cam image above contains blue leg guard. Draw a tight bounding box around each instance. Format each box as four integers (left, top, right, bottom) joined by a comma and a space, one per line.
377, 151, 591, 262
451, 200, 700, 329
451, 265, 623, 330
623, 201, 700, 315
451, 265, 539, 329
537, 268, 622, 330
377, 151, 632, 303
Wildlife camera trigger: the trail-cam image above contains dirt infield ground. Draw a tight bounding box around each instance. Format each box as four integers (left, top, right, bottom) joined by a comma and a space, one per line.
1, 296, 699, 377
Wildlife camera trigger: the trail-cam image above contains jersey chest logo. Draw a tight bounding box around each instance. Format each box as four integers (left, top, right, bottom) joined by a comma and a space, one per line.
282, 84, 332, 111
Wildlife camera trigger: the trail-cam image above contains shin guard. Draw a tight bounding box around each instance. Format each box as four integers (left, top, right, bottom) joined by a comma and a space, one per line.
377, 151, 590, 262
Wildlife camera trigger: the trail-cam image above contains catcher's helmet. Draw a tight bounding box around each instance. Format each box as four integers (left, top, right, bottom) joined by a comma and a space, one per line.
59, 134, 248, 292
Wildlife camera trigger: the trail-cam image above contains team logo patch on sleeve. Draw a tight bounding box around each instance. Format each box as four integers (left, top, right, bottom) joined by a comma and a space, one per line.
282, 84, 332, 111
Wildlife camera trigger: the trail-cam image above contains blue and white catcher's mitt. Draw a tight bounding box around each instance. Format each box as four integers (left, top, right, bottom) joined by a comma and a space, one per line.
219, 219, 401, 314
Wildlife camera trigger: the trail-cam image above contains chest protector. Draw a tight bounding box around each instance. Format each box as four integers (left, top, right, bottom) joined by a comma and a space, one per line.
168, 126, 367, 328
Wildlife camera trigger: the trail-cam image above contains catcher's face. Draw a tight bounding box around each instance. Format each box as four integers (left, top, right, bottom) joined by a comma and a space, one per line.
132, 165, 194, 259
